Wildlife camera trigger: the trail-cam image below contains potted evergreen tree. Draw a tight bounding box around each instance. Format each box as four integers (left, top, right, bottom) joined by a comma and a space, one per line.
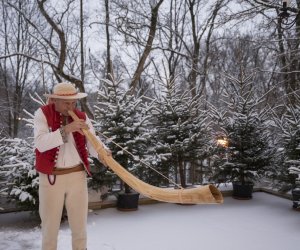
149, 79, 213, 190
94, 78, 153, 210
210, 71, 275, 199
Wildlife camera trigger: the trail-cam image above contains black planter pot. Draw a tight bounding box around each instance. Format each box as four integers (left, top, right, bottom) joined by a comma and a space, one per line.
117, 192, 140, 211
292, 189, 300, 210
232, 182, 254, 200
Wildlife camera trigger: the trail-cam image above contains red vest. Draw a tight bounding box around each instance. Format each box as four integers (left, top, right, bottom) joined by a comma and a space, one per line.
35, 104, 91, 176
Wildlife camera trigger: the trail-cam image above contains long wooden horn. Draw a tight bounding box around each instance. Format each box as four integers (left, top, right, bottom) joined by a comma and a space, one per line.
69, 110, 223, 204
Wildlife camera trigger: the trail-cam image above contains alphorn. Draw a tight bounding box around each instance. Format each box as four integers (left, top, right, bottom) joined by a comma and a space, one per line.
69, 110, 223, 204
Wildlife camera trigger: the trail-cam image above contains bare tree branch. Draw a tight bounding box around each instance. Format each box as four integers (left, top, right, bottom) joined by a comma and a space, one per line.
130, 0, 165, 94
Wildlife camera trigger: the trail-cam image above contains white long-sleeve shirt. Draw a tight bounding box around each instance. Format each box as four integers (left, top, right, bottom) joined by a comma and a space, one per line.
34, 108, 99, 168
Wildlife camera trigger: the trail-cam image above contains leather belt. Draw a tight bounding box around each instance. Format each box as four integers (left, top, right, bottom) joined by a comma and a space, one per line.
52, 163, 85, 175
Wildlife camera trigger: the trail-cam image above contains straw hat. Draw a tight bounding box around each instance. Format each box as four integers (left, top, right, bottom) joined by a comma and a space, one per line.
44, 82, 87, 99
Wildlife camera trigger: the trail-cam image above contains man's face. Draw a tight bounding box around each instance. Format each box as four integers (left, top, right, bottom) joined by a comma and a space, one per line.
52, 98, 78, 116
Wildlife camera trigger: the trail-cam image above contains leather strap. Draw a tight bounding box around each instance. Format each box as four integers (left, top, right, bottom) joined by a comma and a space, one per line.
52, 163, 85, 175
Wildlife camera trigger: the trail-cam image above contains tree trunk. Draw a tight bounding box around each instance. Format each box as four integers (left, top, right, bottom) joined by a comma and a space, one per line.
178, 157, 186, 188
105, 0, 113, 80
130, 0, 164, 94
80, 0, 85, 87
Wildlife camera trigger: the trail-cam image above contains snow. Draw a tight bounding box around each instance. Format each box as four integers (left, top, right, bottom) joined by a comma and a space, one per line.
0, 192, 299, 250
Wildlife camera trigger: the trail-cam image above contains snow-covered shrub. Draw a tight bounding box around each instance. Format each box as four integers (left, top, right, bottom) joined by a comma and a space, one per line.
0, 94, 42, 212
0, 137, 38, 211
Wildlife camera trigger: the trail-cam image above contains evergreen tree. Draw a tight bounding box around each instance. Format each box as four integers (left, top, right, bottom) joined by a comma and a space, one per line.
0, 95, 42, 212
93, 78, 154, 193
272, 103, 300, 192
150, 79, 213, 188
0, 137, 38, 212
210, 71, 275, 185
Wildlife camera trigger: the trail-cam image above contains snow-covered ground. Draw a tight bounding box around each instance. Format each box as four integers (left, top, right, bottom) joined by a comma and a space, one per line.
0, 192, 299, 250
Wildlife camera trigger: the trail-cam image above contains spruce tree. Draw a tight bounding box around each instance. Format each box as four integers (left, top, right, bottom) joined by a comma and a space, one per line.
0, 137, 38, 212
272, 103, 300, 193
93, 78, 153, 193
150, 79, 213, 188
210, 71, 275, 185
0, 96, 42, 212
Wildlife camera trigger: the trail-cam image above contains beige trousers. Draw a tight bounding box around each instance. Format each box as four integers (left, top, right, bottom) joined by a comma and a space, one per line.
39, 171, 88, 250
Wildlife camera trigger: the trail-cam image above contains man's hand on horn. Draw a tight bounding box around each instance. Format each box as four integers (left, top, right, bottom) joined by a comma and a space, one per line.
64, 119, 89, 135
